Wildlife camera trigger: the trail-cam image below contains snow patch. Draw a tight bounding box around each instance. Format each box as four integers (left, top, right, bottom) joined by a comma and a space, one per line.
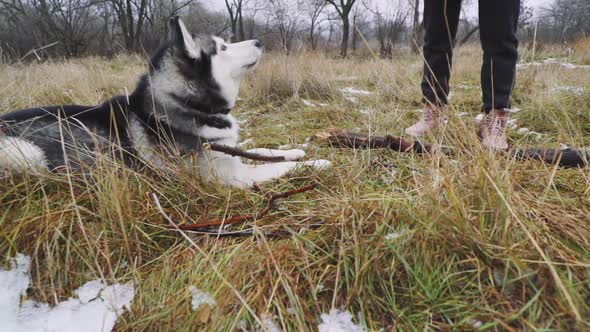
359, 109, 375, 115
188, 286, 216, 311
236, 319, 248, 331
467, 318, 483, 329
549, 86, 586, 96
457, 112, 469, 117
259, 313, 281, 332
457, 83, 475, 90
517, 58, 590, 69
385, 229, 407, 241
339, 87, 372, 96
529, 131, 543, 140
507, 119, 518, 130
0, 254, 135, 332
517, 127, 530, 135
318, 309, 365, 332
279, 138, 312, 150
344, 96, 358, 103
302, 99, 317, 108
335, 76, 359, 82
74, 279, 105, 303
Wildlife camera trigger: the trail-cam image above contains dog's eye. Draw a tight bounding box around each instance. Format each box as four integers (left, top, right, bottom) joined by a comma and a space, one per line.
221, 45, 227, 51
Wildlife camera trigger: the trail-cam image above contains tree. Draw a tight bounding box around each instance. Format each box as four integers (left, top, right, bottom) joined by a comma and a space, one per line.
108, 0, 149, 51
368, 1, 409, 58
302, 0, 326, 50
540, 0, 590, 42
350, 2, 371, 51
268, 0, 301, 52
183, 2, 229, 36
224, 0, 245, 42
518, 0, 533, 29
0, 0, 100, 57
325, 0, 357, 58
408, 0, 420, 53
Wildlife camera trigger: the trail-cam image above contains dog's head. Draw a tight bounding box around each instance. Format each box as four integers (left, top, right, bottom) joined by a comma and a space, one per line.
148, 17, 262, 113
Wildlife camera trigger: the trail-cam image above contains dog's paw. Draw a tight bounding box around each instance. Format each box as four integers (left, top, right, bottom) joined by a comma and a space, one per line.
302, 159, 332, 170
245, 148, 306, 161
281, 149, 306, 161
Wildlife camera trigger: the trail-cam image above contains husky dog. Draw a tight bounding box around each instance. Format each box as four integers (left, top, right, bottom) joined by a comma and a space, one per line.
0, 17, 330, 187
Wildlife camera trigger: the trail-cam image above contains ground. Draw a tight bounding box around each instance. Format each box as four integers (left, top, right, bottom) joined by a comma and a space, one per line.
1, 41, 589, 331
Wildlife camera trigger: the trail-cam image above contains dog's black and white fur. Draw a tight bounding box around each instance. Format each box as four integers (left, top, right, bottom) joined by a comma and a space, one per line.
0, 17, 330, 187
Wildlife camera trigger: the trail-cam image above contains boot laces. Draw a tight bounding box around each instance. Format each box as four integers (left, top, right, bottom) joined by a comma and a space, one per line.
422, 108, 436, 122
487, 113, 507, 136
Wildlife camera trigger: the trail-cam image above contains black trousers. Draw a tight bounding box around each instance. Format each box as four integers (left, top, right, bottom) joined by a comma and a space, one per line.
421, 0, 520, 111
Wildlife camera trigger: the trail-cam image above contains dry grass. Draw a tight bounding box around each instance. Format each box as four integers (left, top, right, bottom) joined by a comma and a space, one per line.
1, 45, 590, 331
573, 37, 590, 65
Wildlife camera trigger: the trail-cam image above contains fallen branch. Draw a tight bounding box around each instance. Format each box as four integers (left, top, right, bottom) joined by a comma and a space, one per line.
513, 149, 588, 168
165, 221, 327, 238
318, 130, 588, 168
207, 143, 287, 162
148, 183, 318, 232
318, 130, 434, 153
19, 42, 60, 61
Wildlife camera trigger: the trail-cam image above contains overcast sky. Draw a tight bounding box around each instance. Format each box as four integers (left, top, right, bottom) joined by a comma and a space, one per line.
205, 0, 555, 19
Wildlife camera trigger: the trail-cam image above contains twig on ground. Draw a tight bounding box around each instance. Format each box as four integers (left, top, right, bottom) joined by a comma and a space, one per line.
317, 129, 588, 168
148, 183, 318, 232
207, 143, 286, 162
317, 130, 434, 153
170, 221, 327, 238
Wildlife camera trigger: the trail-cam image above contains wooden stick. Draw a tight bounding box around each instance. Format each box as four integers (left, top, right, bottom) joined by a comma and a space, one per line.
207, 143, 287, 162
318, 130, 588, 168
514, 148, 588, 168
320, 130, 433, 153
148, 184, 318, 232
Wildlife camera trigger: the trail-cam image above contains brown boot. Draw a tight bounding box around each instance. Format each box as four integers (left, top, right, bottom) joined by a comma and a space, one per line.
405, 105, 443, 137
480, 109, 509, 150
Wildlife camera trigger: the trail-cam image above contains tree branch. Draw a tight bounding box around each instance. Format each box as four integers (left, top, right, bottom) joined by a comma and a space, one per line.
207, 143, 288, 162
149, 183, 318, 232
317, 130, 589, 168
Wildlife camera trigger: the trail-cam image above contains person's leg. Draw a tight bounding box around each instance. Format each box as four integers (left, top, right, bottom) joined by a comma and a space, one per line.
421, 0, 462, 107
479, 0, 520, 111
407, 0, 462, 137
479, 0, 520, 149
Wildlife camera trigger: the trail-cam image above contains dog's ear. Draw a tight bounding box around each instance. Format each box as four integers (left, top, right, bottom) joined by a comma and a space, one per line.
168, 16, 201, 59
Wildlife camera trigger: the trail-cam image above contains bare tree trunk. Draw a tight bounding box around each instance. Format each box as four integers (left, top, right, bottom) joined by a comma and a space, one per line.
351, 12, 357, 51
310, 25, 317, 50
341, 16, 349, 57
237, 5, 245, 41
411, 0, 421, 53
225, 0, 239, 42
326, 0, 356, 58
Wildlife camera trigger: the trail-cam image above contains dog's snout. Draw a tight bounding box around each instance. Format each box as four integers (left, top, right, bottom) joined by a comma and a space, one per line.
254, 40, 262, 48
